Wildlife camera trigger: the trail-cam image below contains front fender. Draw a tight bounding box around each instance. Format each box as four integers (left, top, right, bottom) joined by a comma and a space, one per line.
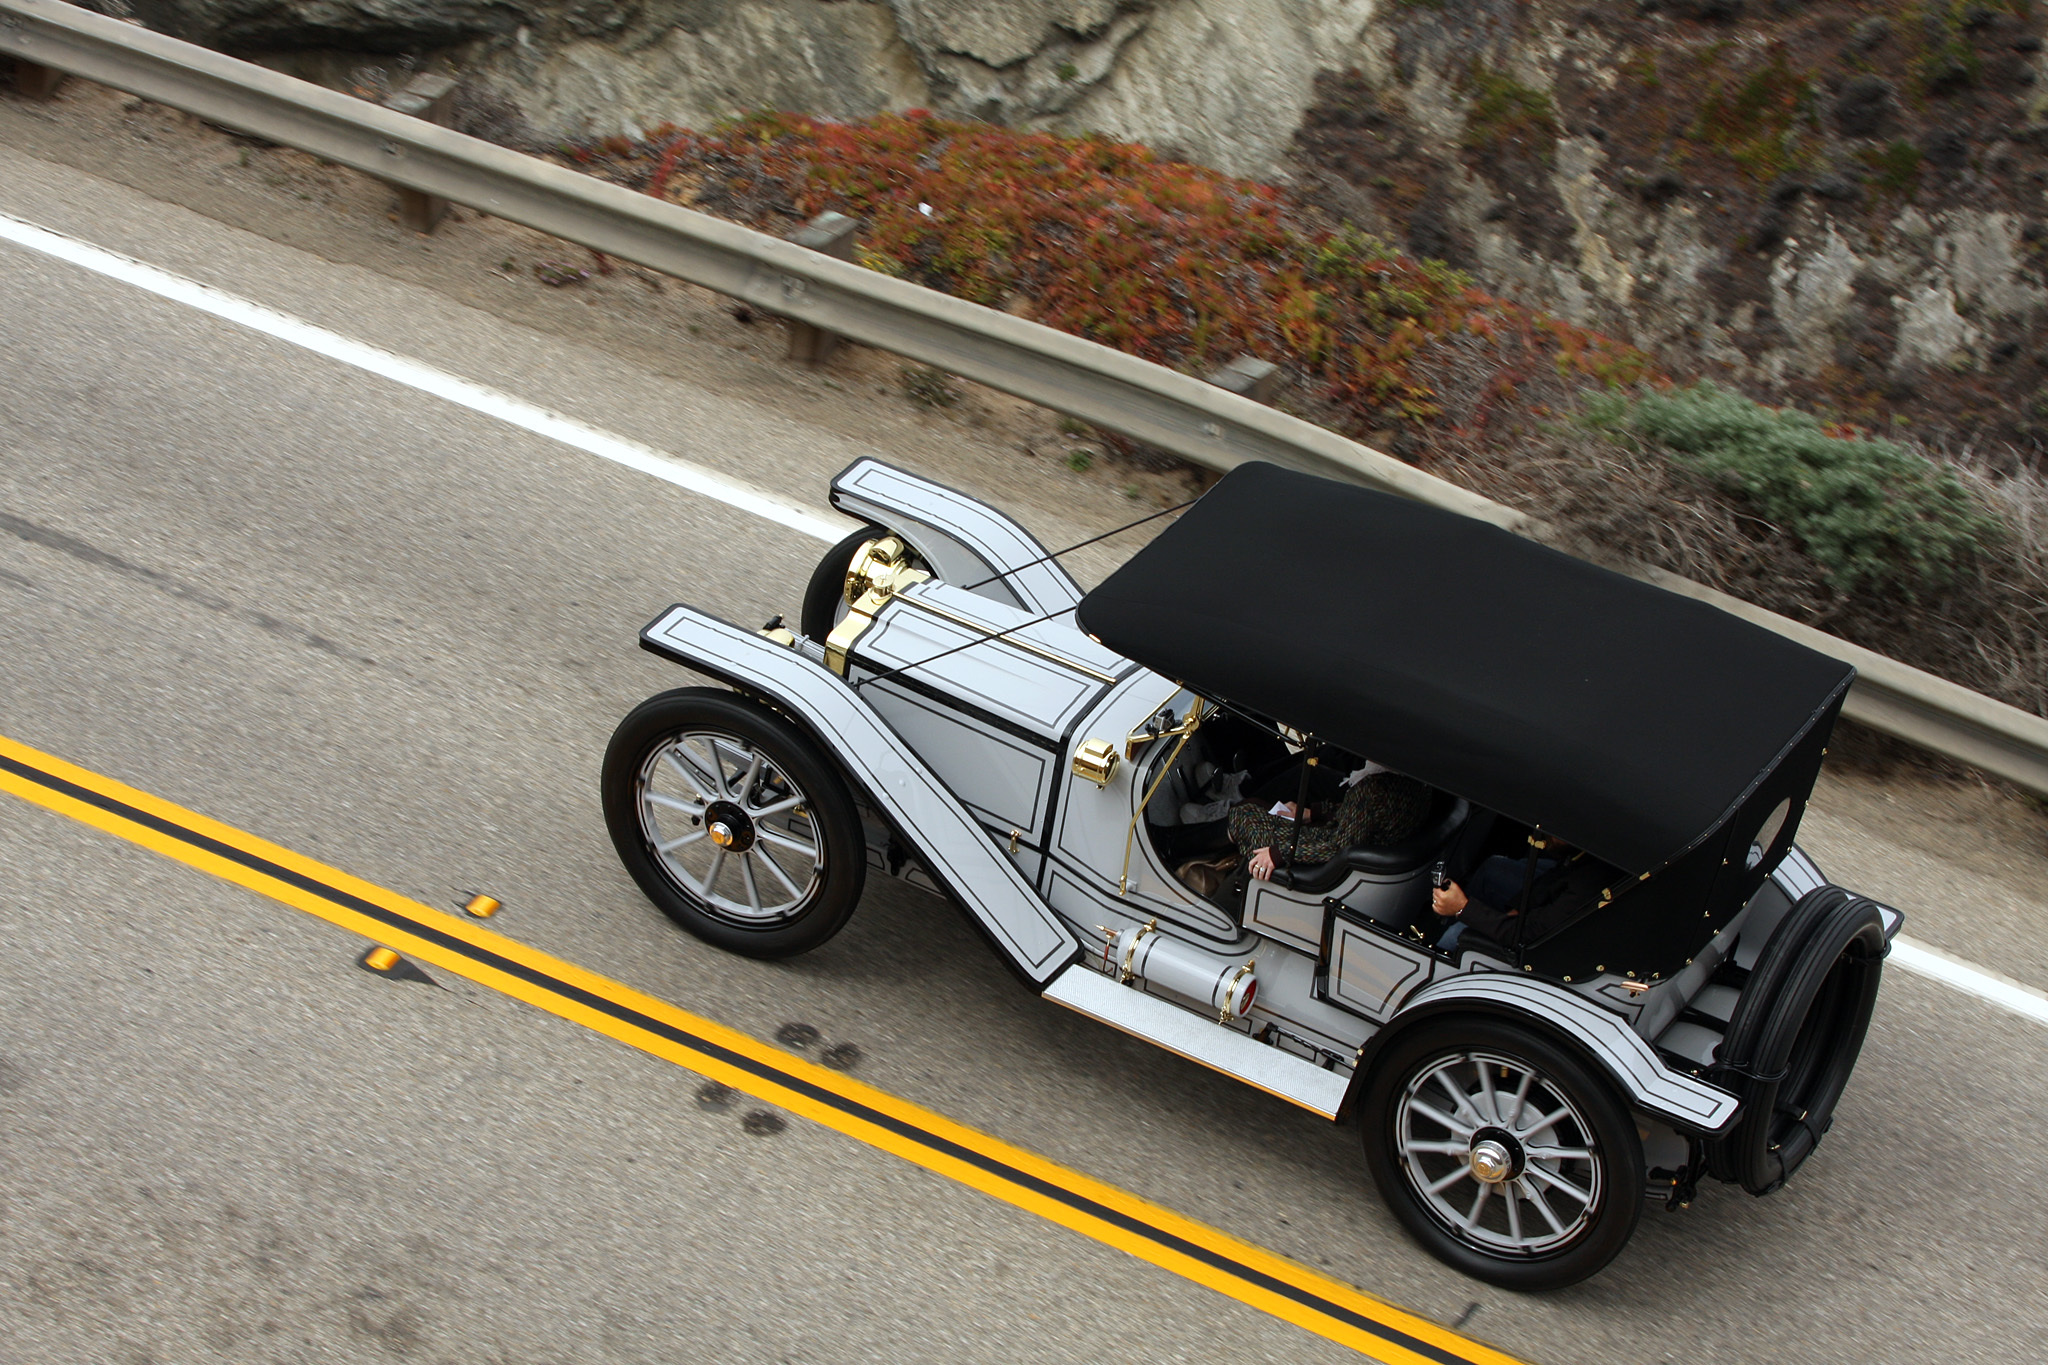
638, 604, 1081, 988
830, 458, 1083, 616
1344, 973, 1741, 1136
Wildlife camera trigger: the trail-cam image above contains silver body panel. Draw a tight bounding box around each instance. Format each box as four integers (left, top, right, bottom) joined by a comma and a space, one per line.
1325, 919, 1440, 1021
847, 579, 1128, 851
852, 580, 1124, 738
1045, 678, 1264, 946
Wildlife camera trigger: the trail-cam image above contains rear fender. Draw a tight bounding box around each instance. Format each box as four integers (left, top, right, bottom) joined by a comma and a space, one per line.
830, 459, 1083, 617
640, 604, 1080, 988
1344, 974, 1741, 1137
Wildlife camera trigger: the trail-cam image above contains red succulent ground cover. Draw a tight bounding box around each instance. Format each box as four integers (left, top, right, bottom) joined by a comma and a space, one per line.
557, 111, 1655, 458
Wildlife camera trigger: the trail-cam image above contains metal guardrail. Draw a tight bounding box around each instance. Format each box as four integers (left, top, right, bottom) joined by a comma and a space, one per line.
8, 0, 2048, 798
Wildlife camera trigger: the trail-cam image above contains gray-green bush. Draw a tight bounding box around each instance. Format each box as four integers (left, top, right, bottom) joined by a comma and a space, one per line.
1586, 381, 2004, 592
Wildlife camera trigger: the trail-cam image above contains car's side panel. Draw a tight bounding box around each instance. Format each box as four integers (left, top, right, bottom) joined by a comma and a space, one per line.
852, 582, 1114, 739
1045, 679, 1248, 944
1324, 920, 1440, 1021
1354, 974, 1743, 1134
1047, 781, 1247, 944
1245, 871, 1428, 956
859, 682, 1052, 837
1242, 887, 1322, 952
1241, 945, 1384, 1065
829, 458, 1083, 617
640, 605, 1081, 987
848, 581, 1126, 855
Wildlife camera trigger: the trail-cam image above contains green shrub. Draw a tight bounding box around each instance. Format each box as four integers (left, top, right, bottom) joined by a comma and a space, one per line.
899, 364, 961, 409
1463, 63, 1555, 157
1861, 139, 1923, 199
1593, 382, 2003, 590
1688, 53, 1818, 186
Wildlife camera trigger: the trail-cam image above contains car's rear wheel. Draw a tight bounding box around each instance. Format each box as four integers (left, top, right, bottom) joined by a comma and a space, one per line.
603, 688, 865, 958
1362, 1016, 1643, 1290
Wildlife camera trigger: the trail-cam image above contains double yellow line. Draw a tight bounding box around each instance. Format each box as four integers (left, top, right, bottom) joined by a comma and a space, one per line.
0, 732, 1525, 1365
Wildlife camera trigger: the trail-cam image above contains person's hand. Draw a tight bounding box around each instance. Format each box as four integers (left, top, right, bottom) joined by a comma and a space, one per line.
1250, 846, 1276, 880
1432, 881, 1468, 917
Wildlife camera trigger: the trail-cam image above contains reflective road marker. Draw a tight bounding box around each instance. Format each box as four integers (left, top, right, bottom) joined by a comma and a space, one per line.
0, 732, 1525, 1365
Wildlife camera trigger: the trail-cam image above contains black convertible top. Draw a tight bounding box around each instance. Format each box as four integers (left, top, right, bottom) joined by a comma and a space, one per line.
1076, 463, 1854, 876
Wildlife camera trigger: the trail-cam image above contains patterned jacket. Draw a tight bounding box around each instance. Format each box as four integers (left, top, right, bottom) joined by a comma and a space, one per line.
1226, 772, 1430, 867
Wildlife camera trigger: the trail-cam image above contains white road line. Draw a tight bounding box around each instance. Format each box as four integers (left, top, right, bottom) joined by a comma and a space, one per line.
0, 211, 844, 544
7, 208, 2048, 1035
1889, 937, 2048, 1027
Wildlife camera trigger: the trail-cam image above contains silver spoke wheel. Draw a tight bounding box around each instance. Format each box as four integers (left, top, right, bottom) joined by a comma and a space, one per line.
636, 729, 823, 924
1394, 1050, 1604, 1257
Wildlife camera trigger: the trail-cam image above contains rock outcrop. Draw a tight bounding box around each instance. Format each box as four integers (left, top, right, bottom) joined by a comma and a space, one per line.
462, 0, 1384, 179
95, 0, 2048, 451
1288, 0, 2048, 452
99, 0, 1384, 177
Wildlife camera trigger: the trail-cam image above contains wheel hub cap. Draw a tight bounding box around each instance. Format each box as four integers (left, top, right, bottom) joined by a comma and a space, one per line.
702, 799, 755, 853
1469, 1138, 1515, 1185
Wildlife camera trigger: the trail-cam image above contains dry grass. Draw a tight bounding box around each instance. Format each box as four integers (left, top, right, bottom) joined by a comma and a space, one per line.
1946, 457, 2048, 715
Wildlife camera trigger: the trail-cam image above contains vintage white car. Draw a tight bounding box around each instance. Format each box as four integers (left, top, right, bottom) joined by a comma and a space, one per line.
602, 458, 1899, 1289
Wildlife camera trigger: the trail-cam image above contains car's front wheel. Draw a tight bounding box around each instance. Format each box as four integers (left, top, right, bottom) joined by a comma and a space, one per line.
799, 523, 887, 644
602, 688, 865, 958
1362, 1016, 1643, 1291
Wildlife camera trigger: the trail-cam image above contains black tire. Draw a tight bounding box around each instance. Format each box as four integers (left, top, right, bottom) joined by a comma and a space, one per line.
602, 688, 865, 958
799, 524, 888, 644
1707, 886, 1886, 1194
1362, 1016, 1643, 1291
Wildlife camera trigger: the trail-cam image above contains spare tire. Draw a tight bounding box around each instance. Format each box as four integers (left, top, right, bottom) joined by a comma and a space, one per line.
1707, 886, 1887, 1195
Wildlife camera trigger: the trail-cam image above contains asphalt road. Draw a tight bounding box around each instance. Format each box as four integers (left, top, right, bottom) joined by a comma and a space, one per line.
3, 114, 2047, 1365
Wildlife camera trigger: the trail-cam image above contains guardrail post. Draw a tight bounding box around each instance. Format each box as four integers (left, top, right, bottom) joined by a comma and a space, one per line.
1205, 354, 1284, 404
782, 211, 861, 365
4, 55, 66, 99
380, 73, 458, 233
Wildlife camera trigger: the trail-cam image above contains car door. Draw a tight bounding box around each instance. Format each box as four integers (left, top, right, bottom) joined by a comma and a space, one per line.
1045, 679, 1246, 945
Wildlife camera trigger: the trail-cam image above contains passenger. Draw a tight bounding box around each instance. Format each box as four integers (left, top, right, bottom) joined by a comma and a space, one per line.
1232, 764, 1430, 881
1432, 837, 1608, 955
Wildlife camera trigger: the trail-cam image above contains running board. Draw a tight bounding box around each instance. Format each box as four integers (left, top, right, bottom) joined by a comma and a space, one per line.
1042, 966, 1351, 1118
